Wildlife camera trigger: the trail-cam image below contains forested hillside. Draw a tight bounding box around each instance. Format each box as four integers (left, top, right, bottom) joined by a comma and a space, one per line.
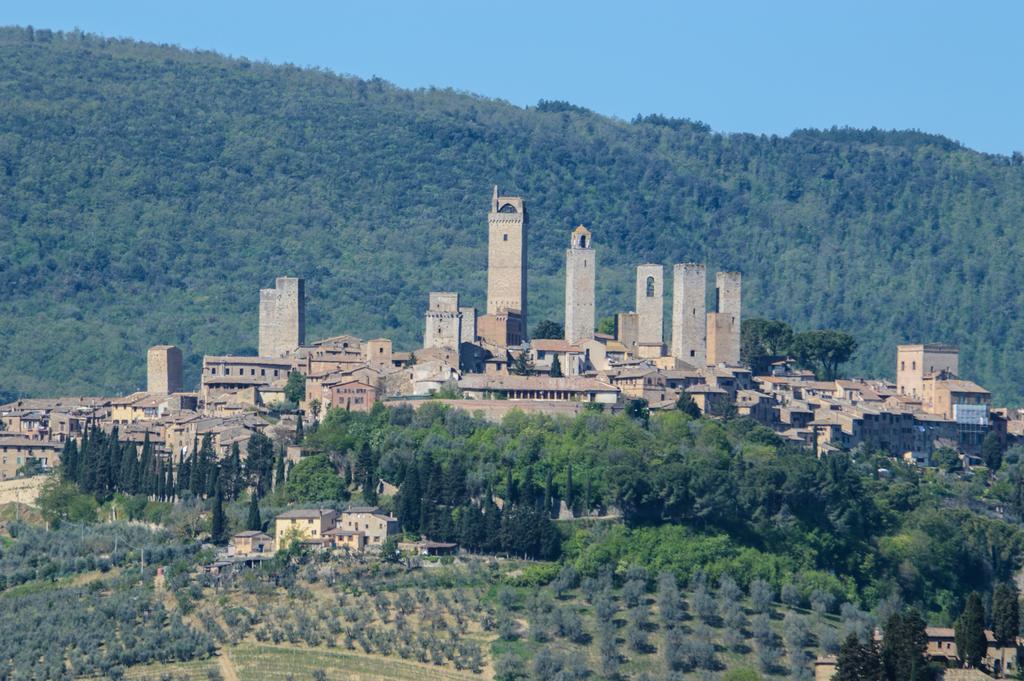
2, 26, 1023, 402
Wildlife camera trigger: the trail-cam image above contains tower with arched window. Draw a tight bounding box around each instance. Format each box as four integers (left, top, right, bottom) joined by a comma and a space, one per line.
635, 264, 664, 352
486, 185, 528, 334
565, 225, 595, 345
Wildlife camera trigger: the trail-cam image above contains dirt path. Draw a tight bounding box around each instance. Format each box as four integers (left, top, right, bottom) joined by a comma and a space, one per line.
218, 649, 240, 681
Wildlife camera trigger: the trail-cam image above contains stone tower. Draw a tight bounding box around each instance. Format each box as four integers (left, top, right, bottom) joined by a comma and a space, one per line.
635, 264, 664, 349
259, 277, 305, 357
424, 292, 463, 350
564, 225, 595, 345
486, 186, 528, 334
706, 271, 741, 365
671, 263, 706, 365
147, 345, 182, 394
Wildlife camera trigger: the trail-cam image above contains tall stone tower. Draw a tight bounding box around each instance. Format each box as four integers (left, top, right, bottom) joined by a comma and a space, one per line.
147, 345, 182, 394
564, 225, 595, 345
424, 292, 463, 350
259, 277, 305, 357
706, 271, 741, 365
635, 264, 664, 350
671, 263, 706, 365
486, 186, 528, 334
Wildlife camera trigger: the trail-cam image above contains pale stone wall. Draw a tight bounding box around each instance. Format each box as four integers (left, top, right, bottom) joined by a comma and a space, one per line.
459, 307, 477, 344
258, 277, 305, 357
616, 312, 640, 357
486, 186, 528, 333
707, 311, 740, 365
564, 226, 595, 345
424, 292, 462, 350
147, 345, 183, 394
0, 475, 49, 506
716, 271, 742, 318
635, 264, 664, 346
671, 264, 706, 365
365, 338, 393, 369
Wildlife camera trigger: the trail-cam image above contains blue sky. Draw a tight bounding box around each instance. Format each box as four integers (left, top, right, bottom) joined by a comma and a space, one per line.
5, 1, 1022, 154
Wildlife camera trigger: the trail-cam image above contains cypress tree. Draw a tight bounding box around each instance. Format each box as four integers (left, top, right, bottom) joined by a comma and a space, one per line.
118, 443, 138, 494
274, 449, 286, 489
294, 414, 304, 444
565, 463, 574, 516
139, 433, 153, 495
187, 445, 201, 496
955, 592, 988, 668
246, 492, 262, 531
176, 452, 189, 496
397, 462, 421, 532
155, 460, 165, 501
993, 582, 1020, 645
211, 484, 227, 543
881, 609, 928, 681
165, 460, 176, 500
543, 468, 555, 517
61, 439, 79, 484
225, 443, 241, 500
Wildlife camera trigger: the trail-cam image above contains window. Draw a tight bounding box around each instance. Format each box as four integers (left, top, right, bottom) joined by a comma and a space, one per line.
503, 233, 508, 241
225, 368, 230, 375
261, 369, 266, 376
911, 361, 916, 370
250, 368, 255, 376
211, 367, 217, 375
646, 276, 655, 297
690, 350, 695, 357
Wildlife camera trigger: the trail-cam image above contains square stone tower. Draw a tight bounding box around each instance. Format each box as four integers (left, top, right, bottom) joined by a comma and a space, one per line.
671, 263, 706, 365
635, 264, 664, 348
424, 292, 463, 350
486, 186, 528, 334
564, 225, 595, 345
147, 345, 183, 394
459, 307, 477, 344
897, 343, 959, 398
706, 271, 741, 365
259, 277, 305, 357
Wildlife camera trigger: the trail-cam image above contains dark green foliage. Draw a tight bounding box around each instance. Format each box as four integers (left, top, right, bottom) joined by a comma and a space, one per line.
676, 391, 701, 418
982, 431, 1004, 471
246, 492, 262, 531
880, 609, 928, 681
955, 592, 987, 667
741, 318, 795, 375
282, 454, 346, 503
210, 485, 227, 544
0, 30, 1023, 404
531, 320, 563, 340
789, 330, 859, 380
509, 351, 534, 376
548, 354, 563, 377
285, 371, 306, 405
992, 582, 1019, 644
835, 633, 883, 681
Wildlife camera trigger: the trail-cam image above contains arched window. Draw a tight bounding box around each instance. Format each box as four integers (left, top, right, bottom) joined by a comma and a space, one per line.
498, 203, 518, 214
646, 276, 655, 297
579, 235, 587, 248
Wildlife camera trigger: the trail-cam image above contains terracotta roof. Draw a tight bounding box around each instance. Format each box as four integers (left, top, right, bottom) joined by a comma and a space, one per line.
935, 379, 990, 395
276, 508, 336, 519
531, 339, 581, 353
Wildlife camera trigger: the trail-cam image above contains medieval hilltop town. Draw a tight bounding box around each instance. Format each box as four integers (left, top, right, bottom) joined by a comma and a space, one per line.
2, 185, 1023, 678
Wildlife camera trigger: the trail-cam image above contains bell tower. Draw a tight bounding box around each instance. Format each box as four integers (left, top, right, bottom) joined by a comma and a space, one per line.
486, 186, 528, 334
564, 225, 595, 345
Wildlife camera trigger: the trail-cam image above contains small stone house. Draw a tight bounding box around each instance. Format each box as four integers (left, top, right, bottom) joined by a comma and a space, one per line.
231, 531, 273, 556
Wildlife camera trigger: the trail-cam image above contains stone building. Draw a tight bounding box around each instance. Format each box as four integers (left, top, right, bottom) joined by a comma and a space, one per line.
896, 343, 959, 398
564, 225, 595, 345
635, 264, 664, 353
423, 292, 463, 350
706, 271, 741, 365
671, 263, 706, 365
258, 277, 305, 357
147, 345, 183, 394
486, 186, 528, 333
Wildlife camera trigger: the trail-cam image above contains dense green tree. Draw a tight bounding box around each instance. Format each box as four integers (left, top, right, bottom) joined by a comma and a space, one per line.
983, 432, 1004, 471
676, 391, 701, 418
284, 371, 306, 405
992, 583, 1019, 644
955, 592, 988, 668
549, 354, 563, 377
210, 484, 227, 544
246, 492, 262, 531
531, 320, 563, 340
880, 609, 928, 681
282, 454, 346, 503
509, 351, 535, 376
835, 633, 883, 681
741, 319, 794, 375
790, 330, 858, 380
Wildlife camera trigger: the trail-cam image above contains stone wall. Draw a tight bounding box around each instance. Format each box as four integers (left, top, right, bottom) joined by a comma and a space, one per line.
0, 475, 49, 507
424, 292, 462, 350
